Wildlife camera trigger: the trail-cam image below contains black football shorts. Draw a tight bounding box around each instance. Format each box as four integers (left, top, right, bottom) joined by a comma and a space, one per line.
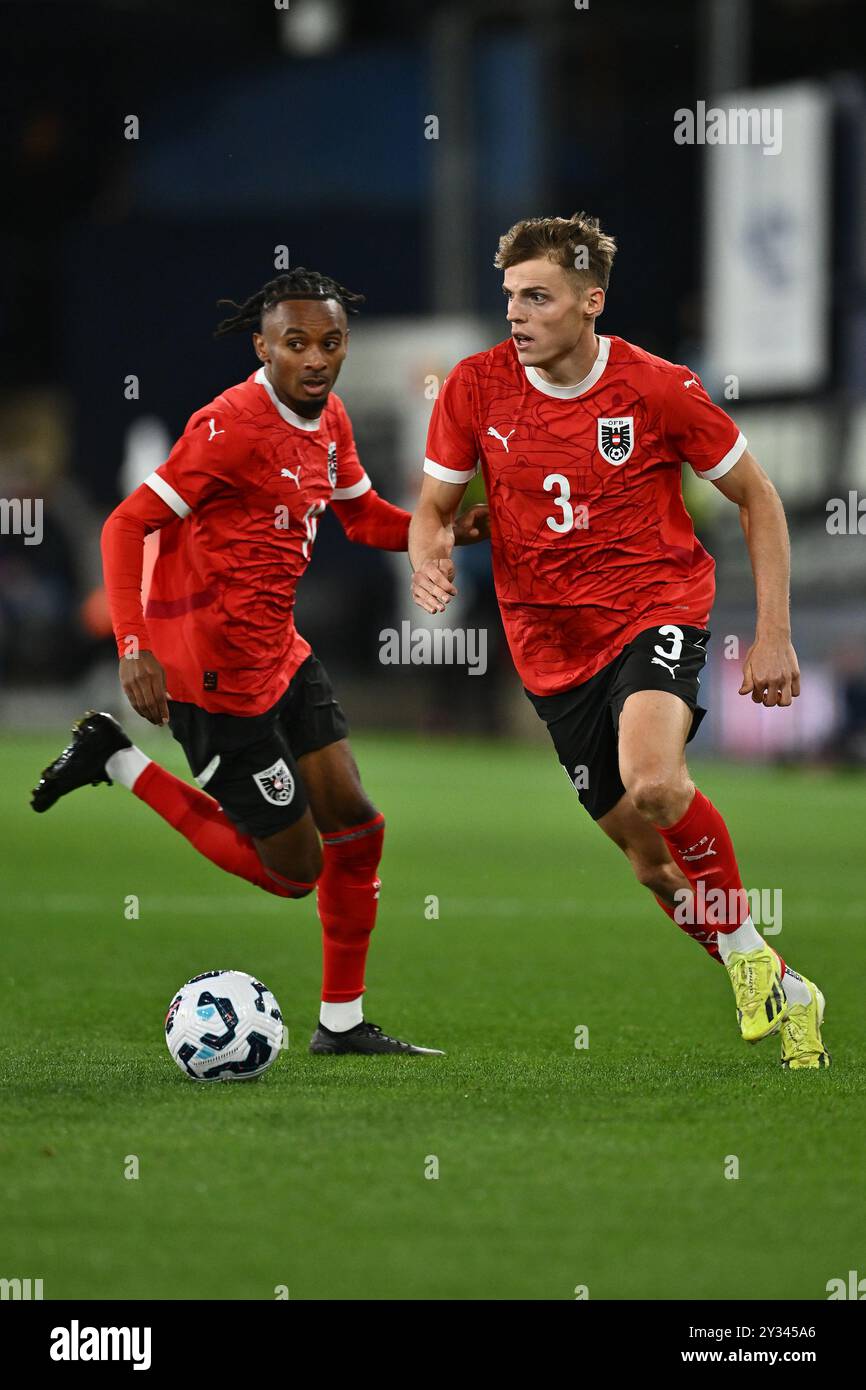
525, 623, 711, 822
167, 654, 350, 839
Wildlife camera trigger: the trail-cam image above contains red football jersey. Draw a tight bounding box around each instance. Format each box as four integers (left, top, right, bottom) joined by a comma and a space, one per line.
424, 334, 747, 695
141, 368, 371, 714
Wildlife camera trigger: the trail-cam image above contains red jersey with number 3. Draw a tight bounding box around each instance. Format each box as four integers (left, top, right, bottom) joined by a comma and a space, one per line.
423, 334, 747, 696
140, 368, 371, 714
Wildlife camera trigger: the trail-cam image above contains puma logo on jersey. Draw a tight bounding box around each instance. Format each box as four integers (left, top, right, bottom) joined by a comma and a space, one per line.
683, 835, 717, 862
280, 466, 302, 487
487, 426, 515, 452
650, 656, 680, 678
207, 418, 225, 441
683, 376, 699, 389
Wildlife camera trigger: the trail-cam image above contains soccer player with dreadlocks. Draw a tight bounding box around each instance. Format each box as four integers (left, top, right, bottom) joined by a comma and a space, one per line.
32, 268, 488, 1055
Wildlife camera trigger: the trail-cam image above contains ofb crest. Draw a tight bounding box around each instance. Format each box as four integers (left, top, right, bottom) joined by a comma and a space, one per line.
327, 441, 338, 488
253, 758, 295, 806
597, 416, 634, 465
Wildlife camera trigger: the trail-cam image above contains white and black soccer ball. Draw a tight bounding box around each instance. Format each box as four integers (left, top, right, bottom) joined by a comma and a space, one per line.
164, 970, 284, 1082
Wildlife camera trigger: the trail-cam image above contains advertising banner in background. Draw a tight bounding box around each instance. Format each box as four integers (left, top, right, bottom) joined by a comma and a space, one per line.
705, 82, 831, 395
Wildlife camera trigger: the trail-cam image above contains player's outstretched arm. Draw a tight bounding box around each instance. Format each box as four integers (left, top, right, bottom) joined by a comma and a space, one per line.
330, 489, 487, 554
712, 448, 800, 709
101, 485, 176, 725
408, 474, 469, 614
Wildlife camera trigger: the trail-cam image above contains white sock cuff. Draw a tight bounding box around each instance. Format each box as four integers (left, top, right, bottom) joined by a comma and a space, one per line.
105, 746, 151, 791
319, 996, 364, 1033
780, 968, 812, 1006
717, 914, 764, 962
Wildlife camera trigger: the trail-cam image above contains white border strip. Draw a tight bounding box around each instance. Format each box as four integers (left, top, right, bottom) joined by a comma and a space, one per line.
195, 754, 221, 788
144, 471, 191, 519
332, 474, 372, 501
423, 456, 479, 484
524, 335, 611, 399
697, 431, 748, 481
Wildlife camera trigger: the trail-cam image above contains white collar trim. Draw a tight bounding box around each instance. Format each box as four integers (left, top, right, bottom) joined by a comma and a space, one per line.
255, 366, 321, 431
524, 335, 611, 399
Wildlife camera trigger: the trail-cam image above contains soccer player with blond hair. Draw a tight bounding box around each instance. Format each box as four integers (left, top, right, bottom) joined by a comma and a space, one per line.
410, 213, 829, 1068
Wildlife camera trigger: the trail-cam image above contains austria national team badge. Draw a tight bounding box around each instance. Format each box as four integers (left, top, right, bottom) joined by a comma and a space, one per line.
253, 758, 295, 806
327, 441, 338, 488
597, 416, 634, 465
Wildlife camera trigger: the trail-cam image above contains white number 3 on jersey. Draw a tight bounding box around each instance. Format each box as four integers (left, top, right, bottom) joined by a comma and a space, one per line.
543, 473, 574, 533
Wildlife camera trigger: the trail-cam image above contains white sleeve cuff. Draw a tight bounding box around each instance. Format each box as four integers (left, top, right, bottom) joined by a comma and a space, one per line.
331, 473, 372, 501
423, 456, 479, 484
144, 471, 191, 518
696, 432, 748, 481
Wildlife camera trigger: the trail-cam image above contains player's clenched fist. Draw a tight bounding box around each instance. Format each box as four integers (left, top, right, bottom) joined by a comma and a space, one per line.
739, 636, 801, 708
411, 557, 457, 615
119, 650, 170, 725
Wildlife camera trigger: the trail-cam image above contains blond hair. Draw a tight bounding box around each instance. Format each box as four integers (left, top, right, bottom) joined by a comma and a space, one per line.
494, 212, 617, 291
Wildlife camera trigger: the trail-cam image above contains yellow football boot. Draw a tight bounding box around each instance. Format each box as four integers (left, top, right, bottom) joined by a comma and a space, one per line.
780, 977, 831, 1069
727, 944, 788, 1042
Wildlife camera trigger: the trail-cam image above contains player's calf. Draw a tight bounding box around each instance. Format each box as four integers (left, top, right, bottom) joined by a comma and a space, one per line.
624, 845, 722, 963
599, 792, 721, 963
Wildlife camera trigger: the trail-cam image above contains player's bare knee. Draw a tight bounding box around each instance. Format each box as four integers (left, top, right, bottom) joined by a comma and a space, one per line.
346, 797, 380, 830
626, 774, 672, 821
627, 773, 690, 825
257, 835, 323, 888
323, 796, 381, 835
288, 840, 324, 886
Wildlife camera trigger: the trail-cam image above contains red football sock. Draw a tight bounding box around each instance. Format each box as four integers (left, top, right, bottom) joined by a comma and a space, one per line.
132, 761, 316, 898
317, 814, 385, 1003
653, 787, 750, 935
653, 893, 722, 963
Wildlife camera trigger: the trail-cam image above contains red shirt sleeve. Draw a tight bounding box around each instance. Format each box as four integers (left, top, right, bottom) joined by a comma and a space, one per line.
143, 408, 248, 517
330, 489, 410, 550
330, 395, 372, 500
423, 366, 479, 484
101, 410, 249, 658
100, 484, 179, 657
661, 368, 747, 481
326, 397, 409, 547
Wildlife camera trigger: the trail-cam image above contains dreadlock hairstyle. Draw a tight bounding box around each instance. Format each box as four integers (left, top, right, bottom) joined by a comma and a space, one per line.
213, 268, 365, 339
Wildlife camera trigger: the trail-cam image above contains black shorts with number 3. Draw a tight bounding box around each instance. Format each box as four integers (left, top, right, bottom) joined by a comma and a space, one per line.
167, 654, 350, 839
525, 623, 711, 822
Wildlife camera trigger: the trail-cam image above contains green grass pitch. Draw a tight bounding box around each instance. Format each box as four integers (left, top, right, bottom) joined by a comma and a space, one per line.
1, 729, 863, 1300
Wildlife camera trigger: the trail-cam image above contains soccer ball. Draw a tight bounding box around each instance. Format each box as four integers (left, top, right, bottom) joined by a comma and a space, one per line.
164, 969, 284, 1082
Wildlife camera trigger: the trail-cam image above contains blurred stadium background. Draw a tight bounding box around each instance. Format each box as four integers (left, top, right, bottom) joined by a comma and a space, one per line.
4, 0, 866, 1307
1, 0, 865, 756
